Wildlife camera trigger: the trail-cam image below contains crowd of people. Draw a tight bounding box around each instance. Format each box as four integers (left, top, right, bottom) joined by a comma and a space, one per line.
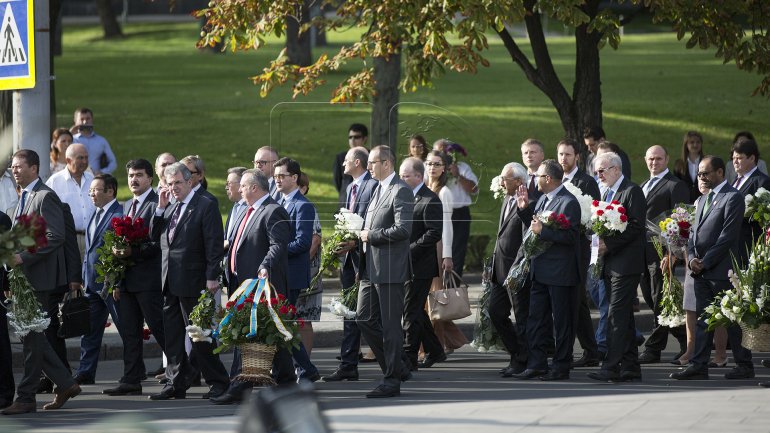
0, 117, 769, 413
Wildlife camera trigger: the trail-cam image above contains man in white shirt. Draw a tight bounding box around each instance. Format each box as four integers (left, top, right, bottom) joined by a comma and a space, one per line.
46, 143, 95, 259
71, 107, 117, 175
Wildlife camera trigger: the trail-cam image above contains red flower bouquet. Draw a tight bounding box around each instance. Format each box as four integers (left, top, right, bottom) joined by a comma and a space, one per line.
95, 216, 150, 296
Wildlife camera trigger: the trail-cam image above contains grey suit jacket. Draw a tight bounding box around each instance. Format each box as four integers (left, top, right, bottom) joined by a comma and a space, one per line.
15, 179, 67, 292
361, 177, 414, 284
688, 184, 744, 281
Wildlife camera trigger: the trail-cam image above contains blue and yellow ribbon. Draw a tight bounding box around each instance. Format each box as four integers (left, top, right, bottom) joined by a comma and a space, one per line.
213, 277, 293, 343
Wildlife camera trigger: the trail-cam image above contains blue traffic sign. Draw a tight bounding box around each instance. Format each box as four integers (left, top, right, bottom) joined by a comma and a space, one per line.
0, 0, 35, 90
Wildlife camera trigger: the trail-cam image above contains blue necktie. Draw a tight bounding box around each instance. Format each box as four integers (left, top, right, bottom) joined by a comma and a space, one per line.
16, 190, 27, 218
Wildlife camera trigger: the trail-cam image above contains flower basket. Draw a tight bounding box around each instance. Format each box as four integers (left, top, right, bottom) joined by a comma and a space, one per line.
740, 323, 770, 352
238, 342, 277, 385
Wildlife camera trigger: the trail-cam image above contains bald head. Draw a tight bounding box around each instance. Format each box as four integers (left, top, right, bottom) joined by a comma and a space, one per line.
645, 145, 669, 176
65, 143, 89, 176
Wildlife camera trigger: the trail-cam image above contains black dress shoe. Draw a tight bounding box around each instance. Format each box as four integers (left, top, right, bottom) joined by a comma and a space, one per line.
72, 374, 95, 385
366, 385, 400, 398
619, 371, 643, 382
148, 387, 186, 400
759, 381, 770, 388
670, 365, 709, 380
210, 392, 242, 405
147, 365, 165, 376
671, 350, 685, 362
761, 359, 770, 368
201, 386, 228, 399
103, 383, 142, 396
571, 353, 600, 368
500, 364, 526, 377
418, 352, 447, 369
36, 377, 54, 394
540, 370, 569, 381
322, 368, 359, 382
637, 351, 661, 364
511, 369, 547, 380
298, 372, 321, 383
400, 371, 412, 382
0, 398, 12, 409
724, 366, 755, 379
587, 370, 621, 382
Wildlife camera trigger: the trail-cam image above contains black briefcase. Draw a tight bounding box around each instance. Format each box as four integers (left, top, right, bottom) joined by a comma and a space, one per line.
57, 290, 91, 339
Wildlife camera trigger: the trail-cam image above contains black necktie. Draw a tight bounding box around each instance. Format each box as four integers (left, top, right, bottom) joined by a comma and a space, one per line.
168, 203, 183, 242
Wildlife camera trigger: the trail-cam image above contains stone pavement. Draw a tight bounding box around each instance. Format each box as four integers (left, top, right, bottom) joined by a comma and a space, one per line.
2, 342, 770, 433
9, 273, 656, 366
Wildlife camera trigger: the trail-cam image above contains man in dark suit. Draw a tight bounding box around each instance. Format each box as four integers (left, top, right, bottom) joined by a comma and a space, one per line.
323, 146, 378, 381
103, 159, 167, 396
398, 157, 445, 370
587, 152, 647, 383
73, 174, 125, 384
0, 211, 14, 409
521, 139, 545, 201
357, 145, 414, 398
583, 126, 632, 179
638, 145, 690, 364
511, 160, 581, 381
558, 138, 602, 367
489, 162, 532, 377
253, 146, 280, 199
274, 157, 319, 381
3, 150, 80, 415
334, 123, 369, 208
730, 138, 770, 266
211, 169, 294, 404
149, 162, 229, 400
672, 156, 753, 381
182, 155, 218, 207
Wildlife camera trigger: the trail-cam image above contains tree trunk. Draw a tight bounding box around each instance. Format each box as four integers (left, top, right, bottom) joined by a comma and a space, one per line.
371, 52, 401, 152
50, 0, 63, 132
95, 0, 123, 39
285, 3, 312, 67
309, 3, 326, 47
572, 1, 603, 171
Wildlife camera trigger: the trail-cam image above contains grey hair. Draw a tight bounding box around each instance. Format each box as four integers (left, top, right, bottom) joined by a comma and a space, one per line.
541, 159, 564, 181
227, 166, 248, 177
503, 162, 528, 183
164, 162, 191, 181
593, 151, 622, 172
402, 157, 425, 177
181, 155, 205, 175
65, 143, 87, 159
242, 169, 269, 192
350, 146, 369, 166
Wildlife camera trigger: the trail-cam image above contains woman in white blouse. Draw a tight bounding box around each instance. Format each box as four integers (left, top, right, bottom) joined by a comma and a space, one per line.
423, 150, 467, 357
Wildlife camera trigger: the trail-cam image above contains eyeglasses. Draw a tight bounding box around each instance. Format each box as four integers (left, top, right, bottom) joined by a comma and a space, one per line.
696, 170, 713, 178
189, 170, 200, 175
349, 135, 363, 140
367, 160, 385, 166
253, 160, 276, 166
160, 162, 173, 167
595, 166, 616, 175
425, 162, 444, 167
274, 173, 294, 180
88, 188, 106, 194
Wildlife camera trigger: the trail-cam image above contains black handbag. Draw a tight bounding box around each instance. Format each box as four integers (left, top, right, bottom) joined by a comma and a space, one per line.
57, 290, 91, 339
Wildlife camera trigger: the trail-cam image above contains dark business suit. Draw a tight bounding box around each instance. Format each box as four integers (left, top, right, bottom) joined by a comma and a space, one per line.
640, 171, 689, 356
225, 196, 295, 387
519, 186, 581, 374
600, 178, 646, 375
403, 184, 443, 366
75, 200, 124, 381
118, 191, 166, 385
0, 212, 14, 404
196, 186, 219, 208
489, 197, 533, 368
735, 169, 770, 266
334, 150, 353, 209
357, 176, 414, 389
152, 193, 228, 394
673, 158, 702, 204
688, 183, 752, 371
337, 174, 377, 371
13, 179, 75, 404
567, 170, 601, 359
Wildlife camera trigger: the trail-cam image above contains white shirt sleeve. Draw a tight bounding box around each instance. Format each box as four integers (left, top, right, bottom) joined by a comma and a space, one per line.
438, 187, 454, 259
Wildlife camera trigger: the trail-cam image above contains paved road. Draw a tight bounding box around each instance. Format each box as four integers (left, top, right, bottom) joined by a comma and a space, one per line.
3, 340, 770, 433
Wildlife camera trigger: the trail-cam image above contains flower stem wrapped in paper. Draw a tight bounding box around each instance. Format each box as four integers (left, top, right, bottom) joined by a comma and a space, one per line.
652, 237, 685, 328
504, 211, 571, 294
471, 257, 505, 352
655, 204, 695, 260
187, 289, 221, 343
588, 199, 628, 279
329, 282, 359, 319
309, 208, 363, 293
94, 216, 150, 297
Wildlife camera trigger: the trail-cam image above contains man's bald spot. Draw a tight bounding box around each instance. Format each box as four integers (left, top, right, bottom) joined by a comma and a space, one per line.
66, 143, 87, 159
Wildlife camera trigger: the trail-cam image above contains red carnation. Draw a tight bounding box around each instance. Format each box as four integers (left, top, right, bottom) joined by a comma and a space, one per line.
142, 328, 152, 340
592, 200, 599, 207
620, 214, 628, 222
297, 318, 306, 328
617, 206, 626, 214
611, 200, 620, 205
596, 210, 604, 216
236, 303, 244, 311
279, 305, 289, 315
606, 205, 614, 211
277, 294, 286, 302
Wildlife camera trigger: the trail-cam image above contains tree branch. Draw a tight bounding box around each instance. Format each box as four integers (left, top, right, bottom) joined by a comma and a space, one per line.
495, 27, 546, 92
522, 2, 572, 105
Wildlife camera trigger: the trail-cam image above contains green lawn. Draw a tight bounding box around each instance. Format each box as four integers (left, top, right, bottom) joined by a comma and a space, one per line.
55, 21, 770, 263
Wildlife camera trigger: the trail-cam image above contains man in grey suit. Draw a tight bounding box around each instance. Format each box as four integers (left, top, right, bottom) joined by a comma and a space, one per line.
638, 145, 690, 364
3, 150, 80, 415
671, 156, 753, 380
103, 159, 167, 396
212, 169, 294, 404
511, 160, 581, 381
150, 163, 229, 400
357, 145, 414, 398
587, 152, 647, 383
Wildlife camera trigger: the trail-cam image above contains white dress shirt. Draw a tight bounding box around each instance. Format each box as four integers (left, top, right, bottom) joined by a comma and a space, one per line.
46, 169, 95, 232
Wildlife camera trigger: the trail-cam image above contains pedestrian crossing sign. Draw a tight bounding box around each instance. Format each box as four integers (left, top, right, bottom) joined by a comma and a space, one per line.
0, 0, 35, 90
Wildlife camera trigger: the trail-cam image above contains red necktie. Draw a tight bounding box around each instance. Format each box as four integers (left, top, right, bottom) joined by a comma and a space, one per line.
348, 184, 358, 211
128, 199, 138, 218
733, 175, 744, 189
229, 206, 255, 274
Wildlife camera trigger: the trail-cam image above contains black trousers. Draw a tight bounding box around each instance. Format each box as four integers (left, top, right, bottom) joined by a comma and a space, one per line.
0, 291, 14, 401
640, 260, 686, 355
118, 289, 166, 385
403, 278, 443, 365
574, 239, 599, 356
451, 206, 471, 276
43, 290, 69, 371
527, 281, 574, 372
602, 273, 640, 373
488, 281, 529, 366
